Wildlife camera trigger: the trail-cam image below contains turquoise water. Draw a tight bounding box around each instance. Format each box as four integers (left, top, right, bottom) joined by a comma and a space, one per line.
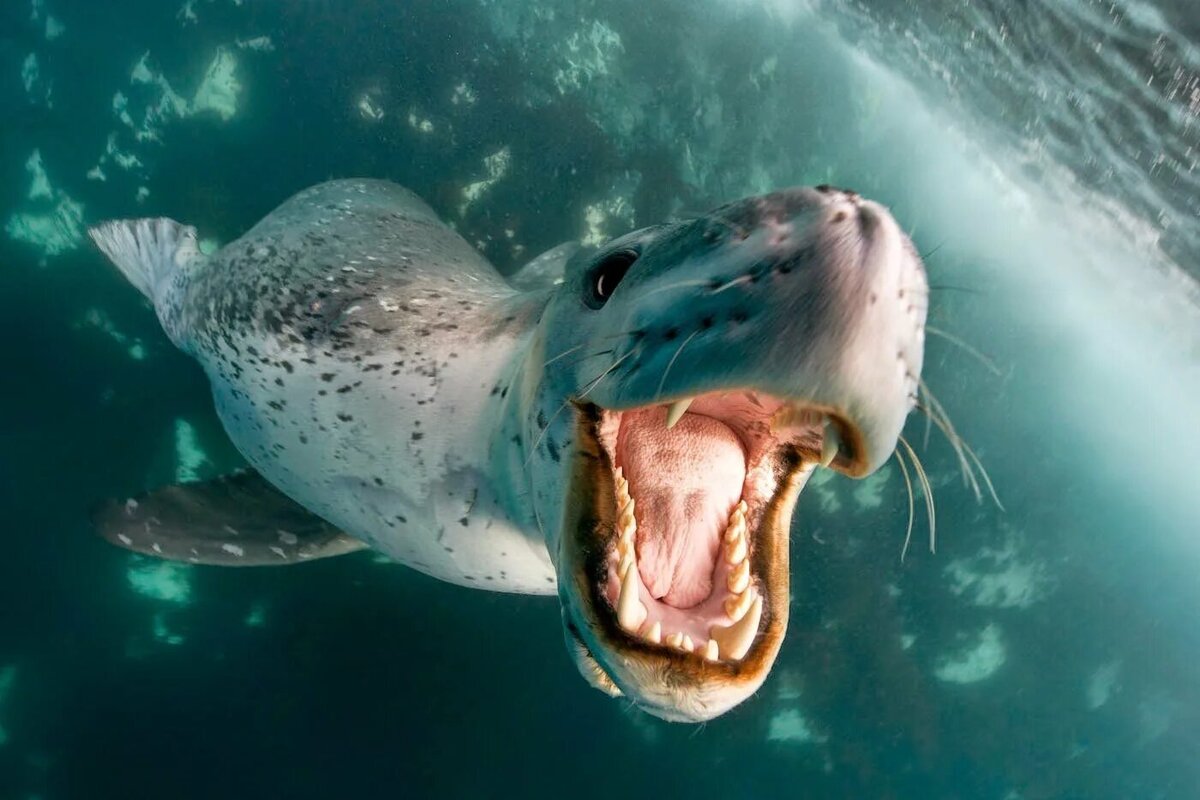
2, 1, 1198, 797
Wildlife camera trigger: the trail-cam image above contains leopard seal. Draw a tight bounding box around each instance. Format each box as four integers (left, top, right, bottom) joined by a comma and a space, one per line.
89, 179, 927, 722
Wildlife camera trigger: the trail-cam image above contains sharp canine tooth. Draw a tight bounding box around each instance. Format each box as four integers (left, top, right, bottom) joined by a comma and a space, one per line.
665, 397, 694, 429
665, 631, 684, 648
617, 560, 646, 631
704, 639, 719, 661
645, 621, 662, 643
710, 595, 763, 661
727, 559, 751, 593
724, 589, 755, 622
681, 635, 694, 653
820, 420, 839, 468
725, 532, 747, 565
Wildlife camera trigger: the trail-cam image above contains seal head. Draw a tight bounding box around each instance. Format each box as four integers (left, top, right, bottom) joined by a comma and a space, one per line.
528, 186, 927, 721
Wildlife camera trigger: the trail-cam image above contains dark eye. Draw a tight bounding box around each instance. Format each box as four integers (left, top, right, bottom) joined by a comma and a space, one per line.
585, 249, 638, 309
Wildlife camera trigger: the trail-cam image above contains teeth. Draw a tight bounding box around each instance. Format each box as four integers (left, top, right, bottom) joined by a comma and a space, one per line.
617, 559, 646, 631
665, 397, 694, 429
610, 466, 762, 663
724, 501, 747, 543
820, 420, 839, 467
617, 497, 636, 542
724, 588, 755, 622
727, 559, 751, 594
724, 530, 748, 565
710, 594, 763, 661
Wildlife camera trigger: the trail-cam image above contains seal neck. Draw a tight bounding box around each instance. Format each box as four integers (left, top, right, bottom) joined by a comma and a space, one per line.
482, 291, 557, 534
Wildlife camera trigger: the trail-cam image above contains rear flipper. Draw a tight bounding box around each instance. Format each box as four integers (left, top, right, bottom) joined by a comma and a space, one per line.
88, 217, 201, 303
93, 470, 367, 566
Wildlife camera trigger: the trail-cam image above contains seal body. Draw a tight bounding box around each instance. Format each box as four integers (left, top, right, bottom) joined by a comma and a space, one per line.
162, 180, 556, 592
90, 180, 927, 721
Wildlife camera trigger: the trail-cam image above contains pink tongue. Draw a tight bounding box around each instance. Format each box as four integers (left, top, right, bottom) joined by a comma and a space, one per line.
617, 407, 746, 608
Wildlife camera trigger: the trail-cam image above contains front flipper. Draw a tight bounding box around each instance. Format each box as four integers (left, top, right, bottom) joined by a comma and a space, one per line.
93, 470, 367, 566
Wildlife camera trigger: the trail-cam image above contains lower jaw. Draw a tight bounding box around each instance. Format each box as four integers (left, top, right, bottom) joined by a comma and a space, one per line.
560, 403, 812, 712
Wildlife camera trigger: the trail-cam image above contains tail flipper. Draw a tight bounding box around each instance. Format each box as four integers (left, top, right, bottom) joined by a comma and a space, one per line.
88, 218, 201, 303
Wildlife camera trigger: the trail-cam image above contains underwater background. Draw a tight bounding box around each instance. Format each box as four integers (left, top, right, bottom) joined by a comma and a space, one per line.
2, 0, 1198, 797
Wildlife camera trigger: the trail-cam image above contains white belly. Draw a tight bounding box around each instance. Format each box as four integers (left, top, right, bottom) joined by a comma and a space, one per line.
202, 336, 557, 595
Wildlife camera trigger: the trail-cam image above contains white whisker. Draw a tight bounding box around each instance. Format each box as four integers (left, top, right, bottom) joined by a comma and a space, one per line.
637, 279, 714, 299
899, 435, 936, 555
656, 330, 702, 397
926, 325, 1002, 376
711, 274, 755, 294
895, 448, 916, 563
543, 342, 586, 367
524, 347, 642, 466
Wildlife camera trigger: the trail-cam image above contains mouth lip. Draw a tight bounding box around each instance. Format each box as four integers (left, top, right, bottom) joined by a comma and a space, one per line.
560, 392, 827, 710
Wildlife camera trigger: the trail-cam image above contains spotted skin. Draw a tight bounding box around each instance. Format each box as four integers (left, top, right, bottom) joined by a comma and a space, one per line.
135, 180, 558, 591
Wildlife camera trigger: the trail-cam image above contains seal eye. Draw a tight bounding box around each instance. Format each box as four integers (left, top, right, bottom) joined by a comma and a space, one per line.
586, 249, 638, 309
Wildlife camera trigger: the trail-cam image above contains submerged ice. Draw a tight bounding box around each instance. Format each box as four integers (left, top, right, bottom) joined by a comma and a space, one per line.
4, 150, 85, 261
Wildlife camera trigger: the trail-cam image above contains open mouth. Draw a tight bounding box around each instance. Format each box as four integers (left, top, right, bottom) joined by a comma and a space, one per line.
566, 389, 865, 676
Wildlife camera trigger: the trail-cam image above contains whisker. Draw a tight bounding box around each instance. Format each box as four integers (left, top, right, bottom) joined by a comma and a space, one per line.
895, 448, 916, 563
918, 380, 981, 499
928, 284, 983, 295
655, 330, 701, 397
562, 348, 615, 370
922, 387, 934, 450
711, 274, 755, 294
916, 402, 980, 501
524, 347, 642, 466
962, 436, 1004, 512
926, 325, 1002, 376
917, 378, 1003, 511
921, 241, 947, 260
638, 279, 715, 299
899, 435, 936, 555
581, 346, 641, 399
543, 342, 586, 367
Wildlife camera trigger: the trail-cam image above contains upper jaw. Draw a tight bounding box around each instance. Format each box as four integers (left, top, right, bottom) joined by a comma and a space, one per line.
558, 392, 822, 722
